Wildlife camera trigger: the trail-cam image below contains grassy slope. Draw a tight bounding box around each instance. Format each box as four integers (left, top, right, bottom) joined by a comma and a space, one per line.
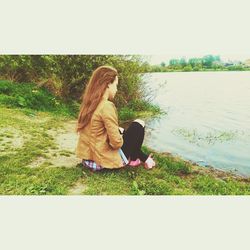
1, 80, 250, 195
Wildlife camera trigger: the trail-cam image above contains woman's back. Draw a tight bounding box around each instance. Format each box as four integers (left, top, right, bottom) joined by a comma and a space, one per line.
76, 96, 123, 168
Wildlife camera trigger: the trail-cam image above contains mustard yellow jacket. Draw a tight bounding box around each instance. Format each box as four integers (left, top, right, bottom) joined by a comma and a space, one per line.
76, 97, 124, 169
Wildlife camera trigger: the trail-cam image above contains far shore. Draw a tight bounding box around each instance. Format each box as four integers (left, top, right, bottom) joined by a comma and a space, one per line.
146, 69, 250, 73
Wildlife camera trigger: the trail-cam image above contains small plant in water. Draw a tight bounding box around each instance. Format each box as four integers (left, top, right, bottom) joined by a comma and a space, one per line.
172, 128, 238, 146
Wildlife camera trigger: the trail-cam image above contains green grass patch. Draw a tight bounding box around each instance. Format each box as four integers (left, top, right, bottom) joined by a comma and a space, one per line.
0, 80, 79, 117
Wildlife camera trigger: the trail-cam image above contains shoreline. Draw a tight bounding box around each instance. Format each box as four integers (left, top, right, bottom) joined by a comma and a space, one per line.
121, 113, 249, 182
157, 150, 249, 181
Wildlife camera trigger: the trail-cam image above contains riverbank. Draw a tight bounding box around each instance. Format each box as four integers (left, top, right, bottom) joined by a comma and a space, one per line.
1, 105, 250, 195
1, 80, 250, 194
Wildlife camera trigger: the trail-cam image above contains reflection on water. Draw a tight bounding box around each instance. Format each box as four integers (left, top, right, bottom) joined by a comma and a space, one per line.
142, 71, 250, 176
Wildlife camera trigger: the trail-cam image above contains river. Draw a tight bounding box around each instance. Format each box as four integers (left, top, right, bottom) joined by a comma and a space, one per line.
142, 71, 250, 176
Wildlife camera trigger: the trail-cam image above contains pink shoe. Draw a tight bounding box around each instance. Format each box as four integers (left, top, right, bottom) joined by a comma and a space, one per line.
144, 154, 156, 169
128, 158, 141, 167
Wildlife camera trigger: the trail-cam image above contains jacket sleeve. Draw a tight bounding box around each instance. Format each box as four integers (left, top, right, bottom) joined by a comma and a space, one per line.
102, 101, 123, 149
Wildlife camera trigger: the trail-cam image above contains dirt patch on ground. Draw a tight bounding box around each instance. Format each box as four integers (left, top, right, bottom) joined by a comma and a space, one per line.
68, 179, 88, 195
28, 120, 81, 168
28, 156, 47, 168
0, 127, 27, 154
49, 154, 81, 168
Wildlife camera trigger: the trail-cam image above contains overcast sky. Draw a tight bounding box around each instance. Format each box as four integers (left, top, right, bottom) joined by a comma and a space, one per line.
1, 0, 250, 58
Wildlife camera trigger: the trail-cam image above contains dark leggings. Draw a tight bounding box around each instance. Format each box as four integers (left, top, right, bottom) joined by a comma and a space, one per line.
121, 121, 148, 162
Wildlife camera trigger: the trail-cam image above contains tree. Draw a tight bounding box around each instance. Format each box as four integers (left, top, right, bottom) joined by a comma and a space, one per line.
179, 57, 187, 67
160, 62, 166, 67
202, 55, 220, 68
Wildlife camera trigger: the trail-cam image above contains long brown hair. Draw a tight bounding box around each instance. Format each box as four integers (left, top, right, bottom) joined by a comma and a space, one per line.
77, 65, 118, 132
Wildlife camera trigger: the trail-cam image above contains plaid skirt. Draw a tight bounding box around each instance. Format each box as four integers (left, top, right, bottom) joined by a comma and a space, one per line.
82, 148, 129, 171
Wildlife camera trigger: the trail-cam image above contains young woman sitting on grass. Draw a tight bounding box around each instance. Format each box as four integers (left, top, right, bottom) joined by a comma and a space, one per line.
76, 65, 156, 171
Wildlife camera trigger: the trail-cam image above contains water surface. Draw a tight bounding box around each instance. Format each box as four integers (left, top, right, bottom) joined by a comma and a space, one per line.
142, 71, 250, 176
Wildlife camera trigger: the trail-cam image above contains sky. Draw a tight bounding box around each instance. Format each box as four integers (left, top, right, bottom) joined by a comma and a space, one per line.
1, 0, 250, 58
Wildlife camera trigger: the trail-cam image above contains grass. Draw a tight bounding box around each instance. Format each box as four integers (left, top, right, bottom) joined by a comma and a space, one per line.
1, 80, 250, 195
0, 107, 83, 194
1, 106, 250, 195
77, 150, 250, 195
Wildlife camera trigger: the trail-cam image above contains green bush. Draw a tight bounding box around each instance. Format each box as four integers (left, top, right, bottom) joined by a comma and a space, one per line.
127, 99, 161, 113
0, 80, 77, 117
0, 55, 149, 110
118, 107, 135, 121
227, 65, 245, 71
183, 65, 193, 72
